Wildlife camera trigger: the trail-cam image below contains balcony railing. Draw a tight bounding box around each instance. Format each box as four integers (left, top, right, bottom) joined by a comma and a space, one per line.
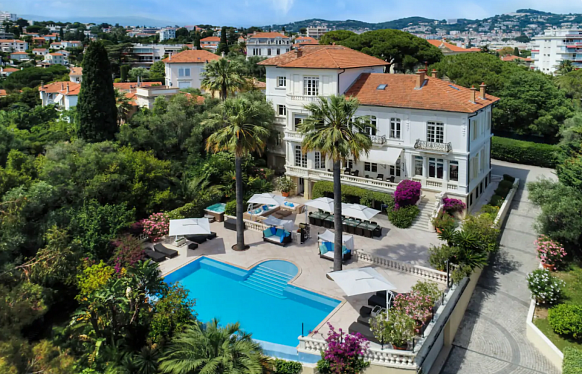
414, 139, 452, 153
287, 94, 320, 102
274, 117, 286, 125
370, 135, 386, 145
285, 165, 399, 191
284, 130, 303, 141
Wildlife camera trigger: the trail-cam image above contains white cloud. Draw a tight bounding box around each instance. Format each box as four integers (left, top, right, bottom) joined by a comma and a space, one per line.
272, 0, 294, 13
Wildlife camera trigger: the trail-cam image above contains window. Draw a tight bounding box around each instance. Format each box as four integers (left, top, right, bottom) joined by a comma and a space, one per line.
480, 150, 486, 173
390, 118, 401, 139
277, 48, 280, 55
277, 105, 286, 116
470, 156, 479, 181
414, 156, 423, 176
427, 122, 444, 143
365, 116, 377, 136
277, 76, 286, 87
314, 152, 325, 169
486, 110, 491, 130
364, 162, 377, 172
267, 48, 271, 56
178, 68, 184, 77
294, 116, 304, 130
428, 157, 444, 179
184, 68, 190, 77
471, 119, 478, 140
449, 161, 459, 181
390, 160, 401, 177
295, 146, 307, 168
275, 131, 281, 146
344, 160, 353, 169
303, 76, 319, 96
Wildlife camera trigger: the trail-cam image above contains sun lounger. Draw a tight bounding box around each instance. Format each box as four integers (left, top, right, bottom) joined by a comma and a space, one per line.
144, 248, 166, 262
153, 243, 178, 259
368, 294, 387, 308
348, 322, 380, 344
185, 235, 207, 244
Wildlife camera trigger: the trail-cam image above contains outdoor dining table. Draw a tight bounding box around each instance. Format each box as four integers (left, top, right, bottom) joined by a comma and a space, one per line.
323, 215, 335, 229
342, 219, 358, 234
357, 222, 379, 238
309, 212, 329, 226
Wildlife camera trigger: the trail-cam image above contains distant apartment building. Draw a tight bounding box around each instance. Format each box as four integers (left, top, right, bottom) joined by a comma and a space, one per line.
158, 28, 176, 41
33, 48, 49, 56
200, 36, 220, 52
0, 11, 17, 22
531, 28, 582, 74
44, 53, 67, 65
130, 43, 185, 67
246, 32, 291, 58
163, 49, 221, 89
306, 27, 328, 40
0, 39, 28, 52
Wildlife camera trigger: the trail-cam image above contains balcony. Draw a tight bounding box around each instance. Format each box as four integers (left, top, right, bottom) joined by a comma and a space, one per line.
285, 165, 399, 192
370, 135, 386, 145
274, 117, 286, 125
414, 139, 452, 153
284, 130, 304, 141
287, 94, 320, 102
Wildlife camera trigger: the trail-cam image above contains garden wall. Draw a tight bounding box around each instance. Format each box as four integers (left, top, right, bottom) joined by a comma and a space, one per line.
526, 298, 563, 369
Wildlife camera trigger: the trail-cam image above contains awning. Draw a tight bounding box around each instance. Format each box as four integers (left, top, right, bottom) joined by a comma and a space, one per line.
304, 197, 334, 213
248, 193, 286, 206
360, 148, 402, 166
263, 216, 295, 232
53, 94, 63, 104
341, 203, 381, 220
318, 229, 354, 250
327, 267, 396, 297
169, 218, 211, 236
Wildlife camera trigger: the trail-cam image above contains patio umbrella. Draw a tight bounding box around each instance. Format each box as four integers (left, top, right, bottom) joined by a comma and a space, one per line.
341, 203, 380, 221
263, 216, 295, 232
318, 229, 354, 250
169, 218, 211, 236
247, 193, 286, 206
304, 197, 334, 213
328, 267, 396, 297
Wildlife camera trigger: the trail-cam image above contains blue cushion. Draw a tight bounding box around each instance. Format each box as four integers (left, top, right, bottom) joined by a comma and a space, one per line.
263, 228, 273, 238
342, 246, 350, 255
324, 242, 333, 252
275, 229, 285, 237
254, 208, 262, 214
284, 201, 295, 207
270, 227, 277, 235
262, 205, 268, 211
319, 244, 328, 254
280, 235, 286, 243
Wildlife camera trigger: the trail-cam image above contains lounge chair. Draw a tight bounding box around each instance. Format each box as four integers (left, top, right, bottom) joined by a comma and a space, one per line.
262, 227, 292, 246
319, 242, 351, 262
376, 174, 384, 181
144, 248, 166, 262
186, 235, 206, 244
153, 243, 178, 258
368, 294, 387, 308
348, 322, 380, 344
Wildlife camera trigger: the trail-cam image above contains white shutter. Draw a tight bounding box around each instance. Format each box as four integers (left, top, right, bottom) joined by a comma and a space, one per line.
322, 75, 330, 95
293, 74, 300, 95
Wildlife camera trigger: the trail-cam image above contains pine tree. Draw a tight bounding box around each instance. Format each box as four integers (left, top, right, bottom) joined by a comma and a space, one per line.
77, 41, 118, 142
217, 26, 229, 55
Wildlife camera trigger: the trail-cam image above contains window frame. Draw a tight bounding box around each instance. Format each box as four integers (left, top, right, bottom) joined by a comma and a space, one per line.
390, 118, 401, 139
277, 76, 286, 88
428, 157, 444, 179
277, 105, 286, 116
427, 121, 444, 143
414, 156, 423, 176
303, 76, 319, 96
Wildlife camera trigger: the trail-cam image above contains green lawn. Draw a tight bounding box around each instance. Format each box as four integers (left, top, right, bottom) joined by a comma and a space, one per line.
534, 263, 582, 352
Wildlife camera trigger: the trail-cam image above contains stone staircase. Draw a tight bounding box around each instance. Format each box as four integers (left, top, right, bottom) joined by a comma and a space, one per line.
409, 197, 434, 232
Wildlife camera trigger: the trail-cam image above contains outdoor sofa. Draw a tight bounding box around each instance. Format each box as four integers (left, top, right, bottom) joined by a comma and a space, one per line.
243, 205, 280, 221
280, 201, 305, 214
318, 242, 352, 263
185, 232, 217, 244
153, 243, 179, 259
262, 227, 292, 246
144, 248, 166, 262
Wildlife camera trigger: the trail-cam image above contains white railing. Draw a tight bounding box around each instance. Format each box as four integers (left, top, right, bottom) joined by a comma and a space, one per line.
446, 183, 458, 191
274, 117, 286, 124
298, 336, 417, 369
414, 139, 452, 153
285, 165, 399, 191
353, 249, 448, 284
284, 130, 303, 140
287, 94, 319, 102
370, 135, 386, 145
425, 180, 443, 188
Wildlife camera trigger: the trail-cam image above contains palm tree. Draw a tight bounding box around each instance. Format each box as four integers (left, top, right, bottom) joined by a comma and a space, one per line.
114, 88, 133, 125
557, 60, 574, 75
204, 96, 272, 251
201, 58, 246, 101
298, 95, 373, 271
159, 319, 264, 374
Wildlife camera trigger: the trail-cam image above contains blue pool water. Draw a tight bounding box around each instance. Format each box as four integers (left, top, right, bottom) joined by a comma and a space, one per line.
206, 203, 226, 213
164, 258, 340, 356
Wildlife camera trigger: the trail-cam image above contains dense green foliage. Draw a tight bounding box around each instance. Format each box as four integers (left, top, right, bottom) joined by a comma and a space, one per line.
77, 41, 118, 142
2, 65, 68, 90
312, 180, 394, 208
556, 114, 582, 194
564, 347, 582, 374
549, 304, 582, 339
388, 204, 419, 228
491, 136, 557, 167
273, 359, 303, 374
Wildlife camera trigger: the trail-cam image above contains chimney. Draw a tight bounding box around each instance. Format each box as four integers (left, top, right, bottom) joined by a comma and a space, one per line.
431, 69, 437, 78
66, 83, 69, 93
296, 48, 303, 58
61, 82, 64, 91
415, 70, 426, 89
479, 82, 486, 100
470, 85, 477, 103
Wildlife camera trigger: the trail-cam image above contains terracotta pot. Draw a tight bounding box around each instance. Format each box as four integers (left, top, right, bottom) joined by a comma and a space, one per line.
392, 343, 408, 350
281, 191, 289, 197
436, 227, 442, 234
542, 263, 556, 271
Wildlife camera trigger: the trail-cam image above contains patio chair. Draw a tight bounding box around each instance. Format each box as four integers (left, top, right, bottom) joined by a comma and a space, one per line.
187, 242, 198, 250
373, 226, 382, 237
368, 294, 387, 308
355, 226, 364, 236
376, 174, 384, 181
360, 305, 372, 317
363, 228, 373, 238
389, 176, 395, 183
185, 235, 207, 244
351, 170, 359, 177
153, 243, 178, 259
144, 248, 166, 262
344, 168, 351, 175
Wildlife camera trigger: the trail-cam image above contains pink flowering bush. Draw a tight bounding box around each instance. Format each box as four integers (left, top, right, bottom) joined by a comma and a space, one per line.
393, 291, 433, 326
111, 235, 144, 274
443, 197, 466, 215
142, 212, 170, 242
316, 323, 370, 374
394, 180, 421, 209
535, 235, 567, 267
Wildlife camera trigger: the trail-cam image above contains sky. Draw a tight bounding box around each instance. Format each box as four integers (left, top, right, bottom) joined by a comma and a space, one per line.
7, 0, 582, 27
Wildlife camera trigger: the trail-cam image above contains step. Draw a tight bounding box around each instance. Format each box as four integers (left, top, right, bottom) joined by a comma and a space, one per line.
253, 267, 293, 281
254, 266, 295, 279
246, 273, 288, 288
242, 281, 286, 299
244, 278, 286, 293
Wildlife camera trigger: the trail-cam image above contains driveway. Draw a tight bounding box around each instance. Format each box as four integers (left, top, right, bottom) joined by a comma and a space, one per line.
441, 160, 560, 374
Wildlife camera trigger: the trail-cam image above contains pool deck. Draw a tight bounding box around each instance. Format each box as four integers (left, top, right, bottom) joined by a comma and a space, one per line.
156, 211, 442, 347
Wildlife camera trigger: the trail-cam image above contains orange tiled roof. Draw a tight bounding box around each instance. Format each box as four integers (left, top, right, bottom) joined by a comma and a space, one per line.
183, 92, 206, 104
427, 39, 480, 53
345, 73, 499, 114
249, 32, 289, 39
0, 89, 7, 97
69, 67, 82, 76
125, 92, 138, 106
49, 53, 63, 56
3, 68, 18, 72
201, 36, 220, 42
500, 55, 532, 62
11, 51, 28, 55
0, 39, 25, 43
113, 82, 157, 91
258, 45, 387, 69
163, 49, 220, 63
38, 81, 81, 96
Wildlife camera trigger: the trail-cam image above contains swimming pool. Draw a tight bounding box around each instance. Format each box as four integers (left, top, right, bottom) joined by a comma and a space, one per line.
206, 203, 226, 213
164, 258, 340, 360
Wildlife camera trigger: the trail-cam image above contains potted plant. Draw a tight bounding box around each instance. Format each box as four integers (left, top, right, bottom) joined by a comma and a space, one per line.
411, 280, 442, 319
535, 235, 566, 271
370, 309, 415, 350
431, 211, 456, 234
527, 269, 565, 305
275, 176, 296, 197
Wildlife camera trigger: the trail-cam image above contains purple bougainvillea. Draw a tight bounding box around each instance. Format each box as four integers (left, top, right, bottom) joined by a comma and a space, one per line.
394, 180, 422, 209
320, 323, 370, 374
442, 198, 466, 215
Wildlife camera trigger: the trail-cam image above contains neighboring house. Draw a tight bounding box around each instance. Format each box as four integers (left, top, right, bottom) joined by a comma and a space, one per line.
38, 81, 81, 110
500, 54, 534, 68
113, 81, 157, 92
531, 28, 582, 74
163, 49, 221, 89
0, 89, 7, 98
24, 32, 40, 38
259, 45, 499, 209
69, 67, 82, 82
10, 51, 29, 61
130, 43, 185, 67
33, 48, 49, 56
60, 40, 82, 49
134, 86, 181, 109
238, 36, 245, 44
158, 28, 176, 41
0, 39, 28, 52
44, 34, 59, 41
44, 53, 68, 65
246, 32, 291, 58
50, 42, 63, 50
293, 36, 318, 48
33, 37, 46, 46
0, 67, 18, 77
426, 39, 481, 55
306, 27, 328, 40
200, 36, 220, 52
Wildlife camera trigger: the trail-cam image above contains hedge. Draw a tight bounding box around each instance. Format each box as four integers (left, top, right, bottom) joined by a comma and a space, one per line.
388, 205, 420, 228
312, 181, 394, 209
563, 347, 582, 374
273, 359, 303, 374
548, 304, 582, 340
491, 136, 557, 168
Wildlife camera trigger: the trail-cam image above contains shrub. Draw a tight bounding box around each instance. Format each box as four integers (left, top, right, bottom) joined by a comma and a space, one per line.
503, 174, 515, 183
273, 359, 303, 374
312, 181, 394, 209
463, 214, 500, 252
563, 347, 582, 374
142, 212, 169, 241
388, 205, 420, 228
316, 323, 369, 374
370, 309, 415, 348
479, 204, 499, 221
411, 280, 442, 308
498, 179, 514, 190
489, 194, 504, 207
431, 211, 456, 232
491, 136, 557, 168
535, 235, 567, 267
225, 200, 237, 216
548, 304, 582, 340
442, 197, 466, 215
275, 176, 296, 193
111, 235, 144, 273
526, 269, 565, 305
494, 186, 510, 199
394, 180, 421, 209
428, 244, 455, 272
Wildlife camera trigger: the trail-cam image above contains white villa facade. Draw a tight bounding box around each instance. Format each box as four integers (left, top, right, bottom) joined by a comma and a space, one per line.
163, 49, 221, 89
246, 32, 291, 58
0, 39, 28, 52
44, 53, 67, 65
39, 81, 80, 110
531, 28, 582, 74
260, 45, 499, 208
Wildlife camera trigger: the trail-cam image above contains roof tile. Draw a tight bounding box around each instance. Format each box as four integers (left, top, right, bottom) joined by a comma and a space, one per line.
163, 49, 220, 63
258, 45, 387, 69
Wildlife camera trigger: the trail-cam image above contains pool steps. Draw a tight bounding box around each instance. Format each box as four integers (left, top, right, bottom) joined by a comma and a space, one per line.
242, 265, 294, 298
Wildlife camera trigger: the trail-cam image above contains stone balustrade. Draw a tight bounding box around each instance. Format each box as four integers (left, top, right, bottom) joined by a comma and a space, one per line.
285, 165, 399, 191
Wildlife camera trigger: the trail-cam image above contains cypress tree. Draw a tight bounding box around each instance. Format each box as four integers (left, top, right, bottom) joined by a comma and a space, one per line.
194, 33, 201, 49
217, 26, 229, 55
513, 47, 519, 56
77, 41, 118, 142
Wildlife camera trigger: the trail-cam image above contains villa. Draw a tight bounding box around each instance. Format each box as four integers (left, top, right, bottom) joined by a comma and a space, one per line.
39, 81, 81, 110
200, 36, 220, 52
259, 45, 499, 209
44, 52, 68, 65
163, 49, 221, 89
246, 32, 291, 58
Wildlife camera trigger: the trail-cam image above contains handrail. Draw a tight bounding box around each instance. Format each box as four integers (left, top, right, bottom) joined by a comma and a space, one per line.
414, 139, 452, 153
